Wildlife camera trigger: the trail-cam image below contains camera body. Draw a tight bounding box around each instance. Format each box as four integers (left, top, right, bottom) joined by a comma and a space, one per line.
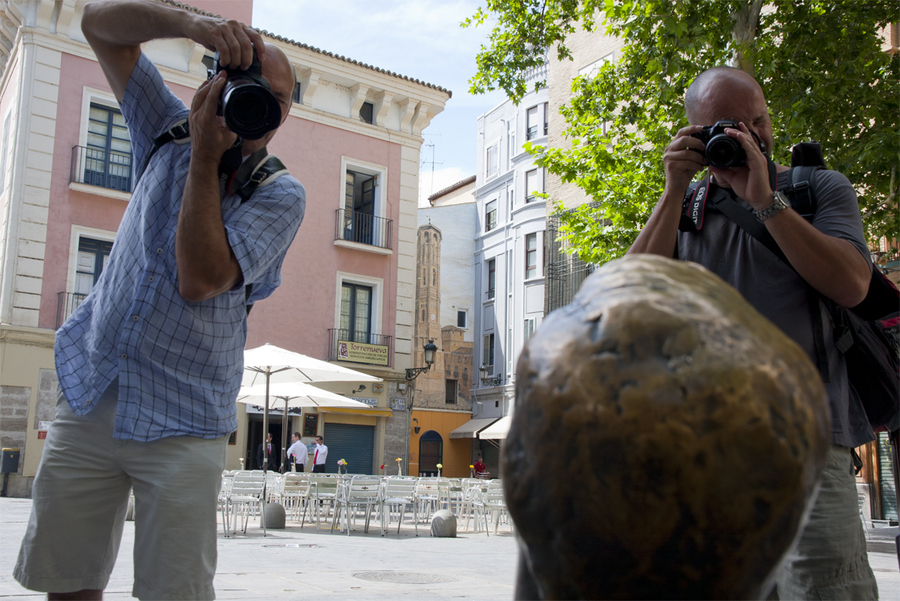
208, 49, 282, 140
691, 120, 765, 169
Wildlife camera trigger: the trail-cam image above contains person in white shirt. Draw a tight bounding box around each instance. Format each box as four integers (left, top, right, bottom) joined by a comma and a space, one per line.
285, 432, 307, 472
312, 436, 328, 473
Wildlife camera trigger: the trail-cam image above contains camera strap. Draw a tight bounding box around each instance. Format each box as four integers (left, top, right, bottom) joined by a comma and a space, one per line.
680, 172, 712, 231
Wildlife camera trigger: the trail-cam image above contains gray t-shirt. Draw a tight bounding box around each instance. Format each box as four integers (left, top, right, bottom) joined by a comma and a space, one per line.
676, 169, 874, 448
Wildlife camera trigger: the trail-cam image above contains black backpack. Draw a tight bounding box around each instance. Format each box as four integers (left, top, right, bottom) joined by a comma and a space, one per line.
679, 143, 900, 430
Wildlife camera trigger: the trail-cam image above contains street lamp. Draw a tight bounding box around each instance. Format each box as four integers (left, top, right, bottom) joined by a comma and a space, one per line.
480, 364, 502, 387
405, 339, 438, 381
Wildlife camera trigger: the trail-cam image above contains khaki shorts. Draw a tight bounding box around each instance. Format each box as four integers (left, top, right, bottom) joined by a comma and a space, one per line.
14, 381, 227, 600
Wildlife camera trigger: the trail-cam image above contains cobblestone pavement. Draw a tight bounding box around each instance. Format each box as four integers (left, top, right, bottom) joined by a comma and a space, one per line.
1, 497, 897, 599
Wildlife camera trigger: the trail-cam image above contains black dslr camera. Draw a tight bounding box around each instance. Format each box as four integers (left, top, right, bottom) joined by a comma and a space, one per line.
208, 49, 282, 140
691, 120, 766, 169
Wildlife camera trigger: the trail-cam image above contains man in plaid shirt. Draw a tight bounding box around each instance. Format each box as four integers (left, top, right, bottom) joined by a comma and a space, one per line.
14, 1, 305, 598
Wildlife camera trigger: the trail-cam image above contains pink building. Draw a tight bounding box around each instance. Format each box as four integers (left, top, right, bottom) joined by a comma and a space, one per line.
0, 0, 449, 495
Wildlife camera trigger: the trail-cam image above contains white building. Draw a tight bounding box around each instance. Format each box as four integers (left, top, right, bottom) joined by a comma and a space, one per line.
472, 68, 549, 472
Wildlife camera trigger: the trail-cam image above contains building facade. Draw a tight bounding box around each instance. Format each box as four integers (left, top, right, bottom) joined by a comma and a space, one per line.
471, 74, 549, 476
0, 0, 448, 495
409, 176, 477, 478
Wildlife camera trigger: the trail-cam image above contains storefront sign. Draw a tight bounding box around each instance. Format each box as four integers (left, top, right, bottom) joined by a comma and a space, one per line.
337, 340, 390, 366
350, 397, 378, 407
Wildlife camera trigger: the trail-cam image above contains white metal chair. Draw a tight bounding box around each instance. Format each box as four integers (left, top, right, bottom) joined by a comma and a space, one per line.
308, 473, 339, 529
380, 477, 419, 536
332, 475, 381, 535
483, 486, 510, 535
227, 471, 267, 536
459, 485, 490, 535
438, 478, 464, 514
282, 473, 311, 523
415, 478, 441, 520
218, 472, 235, 537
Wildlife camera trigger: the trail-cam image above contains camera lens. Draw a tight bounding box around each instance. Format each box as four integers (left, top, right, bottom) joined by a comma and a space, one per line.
705, 134, 745, 168
221, 78, 282, 140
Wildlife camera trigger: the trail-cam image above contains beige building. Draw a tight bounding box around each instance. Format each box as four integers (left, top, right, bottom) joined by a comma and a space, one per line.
0, 0, 449, 495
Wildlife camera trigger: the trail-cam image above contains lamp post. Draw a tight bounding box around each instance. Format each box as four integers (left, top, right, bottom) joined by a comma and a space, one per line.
406, 339, 438, 381
480, 364, 502, 387
405, 339, 438, 477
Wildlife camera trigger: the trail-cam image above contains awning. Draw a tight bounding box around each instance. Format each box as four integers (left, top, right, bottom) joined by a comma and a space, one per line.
479, 415, 511, 440
449, 417, 499, 439
316, 406, 393, 417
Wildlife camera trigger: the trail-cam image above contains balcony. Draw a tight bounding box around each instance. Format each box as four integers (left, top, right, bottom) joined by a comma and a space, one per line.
57, 291, 86, 328
334, 209, 392, 250
486, 288, 495, 300
71, 145, 133, 193
328, 329, 393, 367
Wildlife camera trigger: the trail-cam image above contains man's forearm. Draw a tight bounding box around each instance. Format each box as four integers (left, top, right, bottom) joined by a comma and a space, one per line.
176, 158, 242, 302
763, 208, 870, 308
82, 0, 200, 47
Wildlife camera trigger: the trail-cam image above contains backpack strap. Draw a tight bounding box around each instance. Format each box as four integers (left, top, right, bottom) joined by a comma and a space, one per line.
136, 119, 190, 182
709, 163, 833, 382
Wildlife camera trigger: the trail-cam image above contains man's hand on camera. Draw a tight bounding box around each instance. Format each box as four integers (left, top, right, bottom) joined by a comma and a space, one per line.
189, 71, 237, 165
663, 125, 707, 197
188, 15, 266, 70
710, 122, 772, 210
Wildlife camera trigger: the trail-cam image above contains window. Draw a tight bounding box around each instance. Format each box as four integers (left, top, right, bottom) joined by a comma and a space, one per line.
343, 169, 377, 245
485, 200, 497, 232
486, 143, 499, 178
340, 283, 372, 343
508, 122, 516, 164
84, 103, 132, 192
508, 187, 515, 214
483, 334, 495, 373
543, 103, 549, 136
445, 379, 458, 404
457, 310, 468, 328
524, 318, 536, 342
526, 106, 539, 140
525, 233, 539, 279
359, 101, 374, 124
486, 259, 496, 299
526, 169, 539, 202
75, 237, 112, 296
293, 82, 302, 103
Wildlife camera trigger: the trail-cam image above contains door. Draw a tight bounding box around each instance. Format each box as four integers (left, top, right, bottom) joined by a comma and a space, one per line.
323, 422, 375, 474
418, 430, 443, 477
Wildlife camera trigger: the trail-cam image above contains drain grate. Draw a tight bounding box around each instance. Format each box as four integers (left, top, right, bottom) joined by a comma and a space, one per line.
353, 571, 458, 584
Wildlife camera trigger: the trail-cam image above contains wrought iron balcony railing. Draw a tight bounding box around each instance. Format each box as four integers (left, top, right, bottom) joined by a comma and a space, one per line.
327, 328, 393, 366
334, 209, 393, 250
71, 145, 133, 193
57, 291, 87, 329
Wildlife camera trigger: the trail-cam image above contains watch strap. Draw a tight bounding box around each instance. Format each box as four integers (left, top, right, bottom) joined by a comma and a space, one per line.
754, 190, 790, 222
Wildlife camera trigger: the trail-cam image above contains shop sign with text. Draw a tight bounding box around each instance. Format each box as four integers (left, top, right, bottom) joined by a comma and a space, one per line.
337, 340, 390, 366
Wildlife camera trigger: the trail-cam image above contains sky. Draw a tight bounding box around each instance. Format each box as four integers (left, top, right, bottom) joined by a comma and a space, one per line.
251, 0, 506, 206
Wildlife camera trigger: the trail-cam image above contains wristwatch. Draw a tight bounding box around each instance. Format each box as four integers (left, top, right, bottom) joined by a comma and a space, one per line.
754, 190, 790, 222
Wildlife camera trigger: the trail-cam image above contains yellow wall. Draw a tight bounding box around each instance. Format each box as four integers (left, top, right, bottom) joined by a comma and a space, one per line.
409, 409, 471, 477
0, 326, 56, 482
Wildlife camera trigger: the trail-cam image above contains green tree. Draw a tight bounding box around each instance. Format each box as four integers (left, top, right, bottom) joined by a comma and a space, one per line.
466, 0, 899, 265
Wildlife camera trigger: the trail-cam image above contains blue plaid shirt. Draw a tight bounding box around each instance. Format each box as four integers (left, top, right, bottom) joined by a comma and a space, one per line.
55, 54, 306, 441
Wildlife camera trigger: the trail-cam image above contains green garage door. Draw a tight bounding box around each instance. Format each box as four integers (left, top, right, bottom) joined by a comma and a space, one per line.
323, 423, 375, 475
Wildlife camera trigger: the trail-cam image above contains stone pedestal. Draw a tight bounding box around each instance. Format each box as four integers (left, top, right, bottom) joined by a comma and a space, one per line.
263, 502, 286, 529
506, 255, 831, 600
430, 509, 457, 537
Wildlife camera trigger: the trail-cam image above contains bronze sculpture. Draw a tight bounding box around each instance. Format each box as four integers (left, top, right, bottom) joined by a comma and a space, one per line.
505, 255, 831, 599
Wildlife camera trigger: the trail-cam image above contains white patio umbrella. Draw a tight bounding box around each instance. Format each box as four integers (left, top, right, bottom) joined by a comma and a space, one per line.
242, 343, 381, 475
238, 381, 374, 471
